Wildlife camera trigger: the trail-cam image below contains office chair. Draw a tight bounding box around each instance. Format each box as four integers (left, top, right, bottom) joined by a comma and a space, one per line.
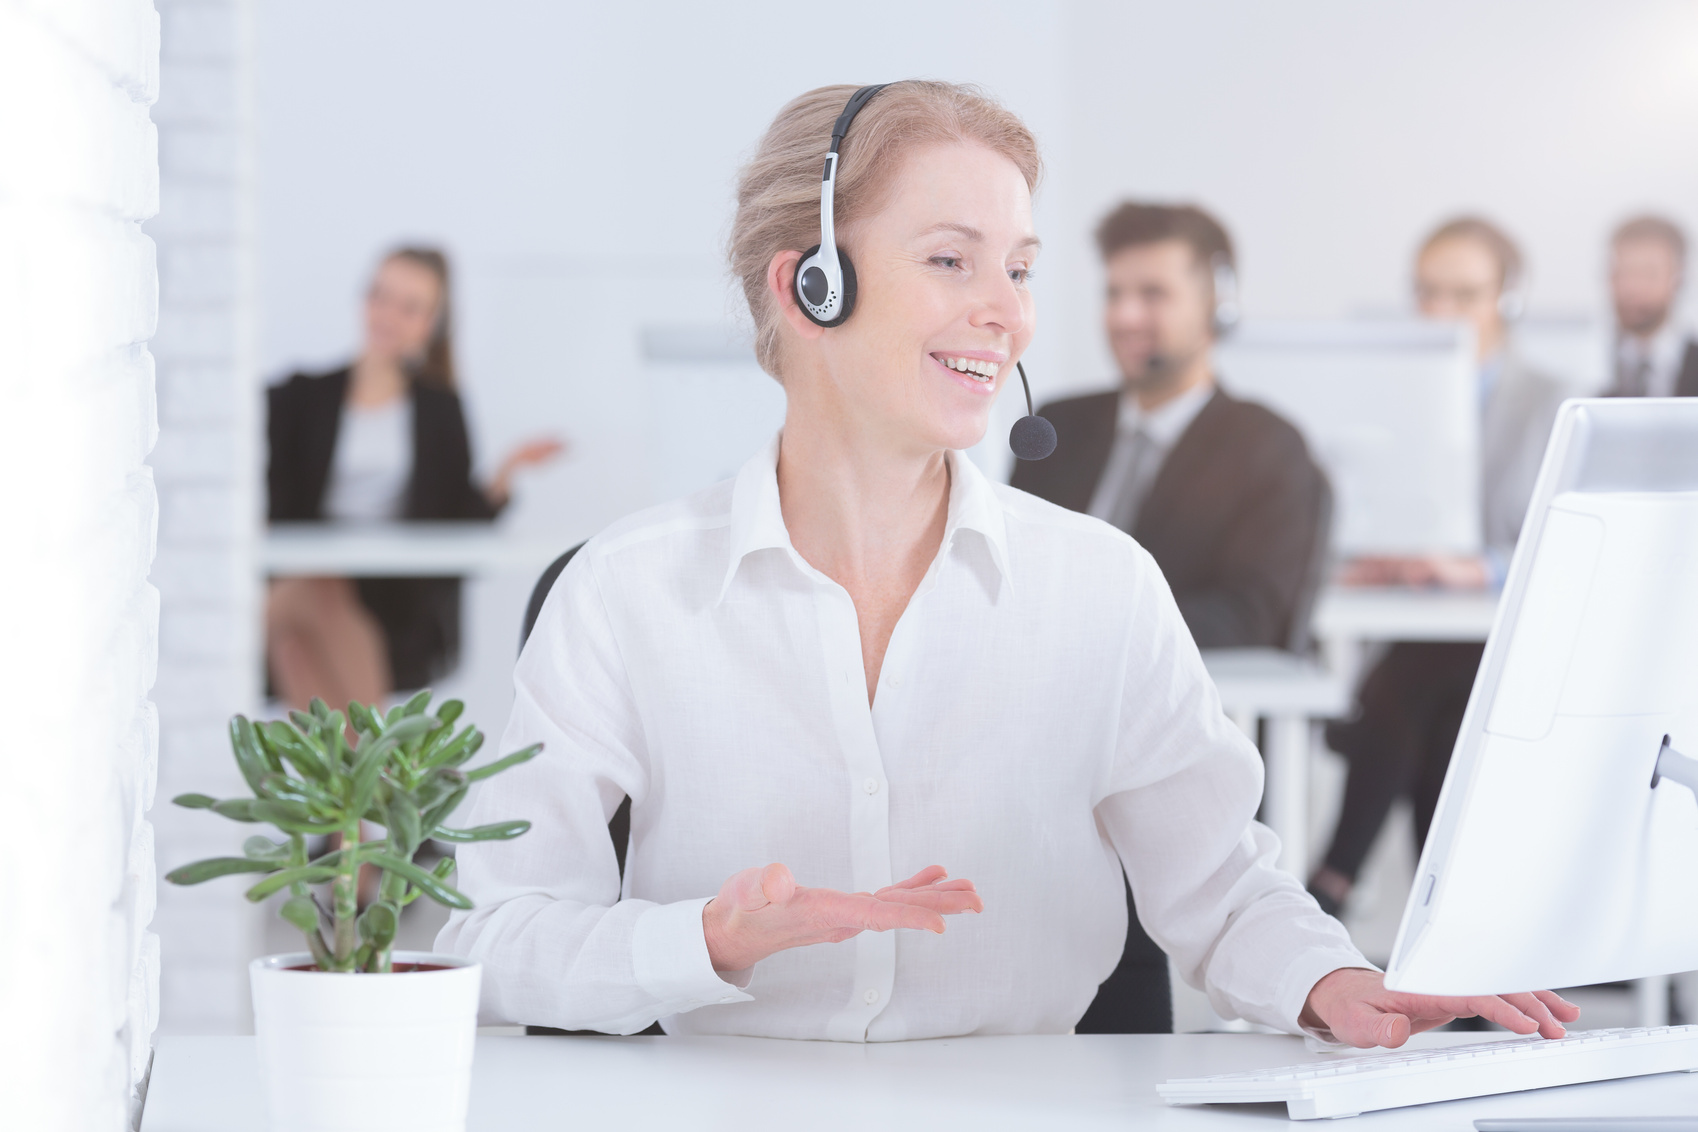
517, 542, 660, 1036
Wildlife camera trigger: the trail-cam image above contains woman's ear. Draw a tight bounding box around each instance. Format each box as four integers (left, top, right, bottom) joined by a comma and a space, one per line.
767, 249, 827, 342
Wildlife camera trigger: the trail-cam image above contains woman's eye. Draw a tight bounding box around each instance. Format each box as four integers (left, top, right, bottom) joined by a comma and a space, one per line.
930, 256, 962, 270
1009, 268, 1031, 285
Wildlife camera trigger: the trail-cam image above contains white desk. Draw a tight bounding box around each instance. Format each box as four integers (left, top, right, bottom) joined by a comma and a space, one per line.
140, 1031, 1698, 1131
1201, 649, 1347, 881
1313, 585, 1499, 682
264, 522, 571, 577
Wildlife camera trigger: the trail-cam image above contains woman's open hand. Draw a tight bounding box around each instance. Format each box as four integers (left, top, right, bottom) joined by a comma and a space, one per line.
486, 436, 567, 508
1302, 968, 1581, 1048
702, 863, 982, 973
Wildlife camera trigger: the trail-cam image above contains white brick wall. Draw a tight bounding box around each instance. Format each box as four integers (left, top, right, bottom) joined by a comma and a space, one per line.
146, 0, 263, 1041
0, 1, 163, 1127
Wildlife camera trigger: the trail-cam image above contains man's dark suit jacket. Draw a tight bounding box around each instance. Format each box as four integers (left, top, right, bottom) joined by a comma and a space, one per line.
1011, 385, 1330, 650
1679, 341, 1698, 396
268, 366, 498, 690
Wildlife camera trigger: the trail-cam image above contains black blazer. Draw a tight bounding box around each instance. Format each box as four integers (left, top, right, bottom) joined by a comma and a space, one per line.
1011, 386, 1329, 650
267, 367, 499, 689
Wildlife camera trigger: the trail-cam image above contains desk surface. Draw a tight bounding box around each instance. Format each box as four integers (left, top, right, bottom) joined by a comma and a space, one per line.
264, 522, 572, 576
1314, 585, 1499, 642
141, 1032, 1698, 1131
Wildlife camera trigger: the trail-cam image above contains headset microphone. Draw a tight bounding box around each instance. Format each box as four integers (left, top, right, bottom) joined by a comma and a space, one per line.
798, 83, 1056, 461
1009, 361, 1056, 460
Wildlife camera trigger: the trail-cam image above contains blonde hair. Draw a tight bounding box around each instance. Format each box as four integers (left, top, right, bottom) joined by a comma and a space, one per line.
729, 82, 1043, 378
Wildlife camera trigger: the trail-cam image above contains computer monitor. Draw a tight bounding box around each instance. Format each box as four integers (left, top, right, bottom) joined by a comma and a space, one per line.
1214, 320, 1480, 556
1386, 398, 1698, 996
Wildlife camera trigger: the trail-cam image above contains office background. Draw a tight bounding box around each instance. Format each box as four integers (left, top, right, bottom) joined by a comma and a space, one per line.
136, 0, 1698, 1042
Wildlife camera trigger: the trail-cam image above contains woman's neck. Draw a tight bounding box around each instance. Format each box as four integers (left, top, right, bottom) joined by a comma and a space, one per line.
777, 409, 951, 592
348, 353, 409, 409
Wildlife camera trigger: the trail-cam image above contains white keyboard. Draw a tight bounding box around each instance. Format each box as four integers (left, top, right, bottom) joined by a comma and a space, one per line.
1158, 1026, 1698, 1120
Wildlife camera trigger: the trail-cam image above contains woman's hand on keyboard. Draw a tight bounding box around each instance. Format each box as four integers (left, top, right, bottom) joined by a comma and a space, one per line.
701, 863, 983, 974
1301, 968, 1581, 1048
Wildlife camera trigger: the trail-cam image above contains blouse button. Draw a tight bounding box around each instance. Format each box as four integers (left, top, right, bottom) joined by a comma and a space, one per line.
863, 988, 880, 1005
863, 777, 881, 795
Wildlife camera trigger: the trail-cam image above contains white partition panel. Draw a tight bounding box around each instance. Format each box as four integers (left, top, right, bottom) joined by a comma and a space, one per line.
0, 1, 163, 1126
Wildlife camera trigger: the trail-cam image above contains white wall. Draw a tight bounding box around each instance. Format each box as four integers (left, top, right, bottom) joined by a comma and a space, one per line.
147, 0, 263, 1039
0, 1, 162, 1125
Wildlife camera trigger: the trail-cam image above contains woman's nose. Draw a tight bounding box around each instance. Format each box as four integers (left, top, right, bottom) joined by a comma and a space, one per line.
970, 271, 1028, 335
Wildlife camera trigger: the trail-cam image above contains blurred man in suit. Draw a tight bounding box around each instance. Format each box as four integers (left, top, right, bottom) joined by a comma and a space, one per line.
1310, 217, 1567, 921
1013, 203, 1329, 650
1012, 203, 1330, 1035
1608, 215, 1695, 397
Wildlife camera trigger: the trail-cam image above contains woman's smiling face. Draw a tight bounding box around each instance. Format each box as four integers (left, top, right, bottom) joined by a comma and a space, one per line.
786, 140, 1039, 455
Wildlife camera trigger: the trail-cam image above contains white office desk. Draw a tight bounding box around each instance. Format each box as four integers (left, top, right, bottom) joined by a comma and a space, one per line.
263, 521, 571, 577
1313, 585, 1499, 682
1201, 649, 1347, 881
140, 1031, 1698, 1131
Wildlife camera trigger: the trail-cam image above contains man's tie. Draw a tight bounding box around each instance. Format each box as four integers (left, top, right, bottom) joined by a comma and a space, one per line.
1616, 354, 1652, 398
1107, 428, 1157, 534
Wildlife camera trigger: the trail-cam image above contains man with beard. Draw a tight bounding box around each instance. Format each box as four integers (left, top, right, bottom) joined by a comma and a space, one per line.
1607, 215, 1696, 398
1011, 202, 1330, 1034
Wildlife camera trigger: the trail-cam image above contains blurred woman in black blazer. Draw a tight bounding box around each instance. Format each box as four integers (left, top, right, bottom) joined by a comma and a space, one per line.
267, 247, 561, 710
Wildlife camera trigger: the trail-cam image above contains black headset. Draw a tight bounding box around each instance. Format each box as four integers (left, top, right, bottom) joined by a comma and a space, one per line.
793, 83, 1056, 461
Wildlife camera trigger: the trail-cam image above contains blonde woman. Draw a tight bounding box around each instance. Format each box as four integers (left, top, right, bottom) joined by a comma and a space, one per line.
440, 82, 1577, 1047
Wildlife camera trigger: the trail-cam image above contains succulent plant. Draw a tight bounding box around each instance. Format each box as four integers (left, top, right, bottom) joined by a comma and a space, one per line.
166, 690, 538, 973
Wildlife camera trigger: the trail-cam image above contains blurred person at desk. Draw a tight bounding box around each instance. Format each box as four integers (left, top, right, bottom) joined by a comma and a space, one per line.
1011, 202, 1330, 1034
440, 82, 1577, 1049
266, 247, 563, 711
1309, 218, 1565, 917
1606, 214, 1696, 398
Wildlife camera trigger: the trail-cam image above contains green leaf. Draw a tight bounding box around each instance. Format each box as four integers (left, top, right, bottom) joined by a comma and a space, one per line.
244, 866, 340, 902
243, 836, 289, 861
173, 793, 217, 809
347, 700, 379, 736
228, 716, 273, 795
362, 851, 473, 910
421, 728, 482, 771
250, 799, 341, 834
431, 820, 531, 843
280, 894, 320, 934
256, 772, 310, 804
385, 794, 422, 858
399, 689, 433, 717
464, 743, 543, 783
357, 900, 399, 948
165, 857, 281, 885
211, 799, 261, 823
436, 699, 464, 728
263, 720, 330, 782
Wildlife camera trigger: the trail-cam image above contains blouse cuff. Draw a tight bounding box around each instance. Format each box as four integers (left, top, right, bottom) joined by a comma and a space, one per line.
1280, 952, 1382, 1045
631, 896, 756, 1013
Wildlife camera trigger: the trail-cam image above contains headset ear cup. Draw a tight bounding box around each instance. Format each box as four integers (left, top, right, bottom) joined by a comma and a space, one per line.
793, 244, 858, 328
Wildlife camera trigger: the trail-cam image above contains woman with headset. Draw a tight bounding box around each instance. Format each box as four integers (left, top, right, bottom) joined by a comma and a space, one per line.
438, 85, 1576, 1048
266, 247, 562, 711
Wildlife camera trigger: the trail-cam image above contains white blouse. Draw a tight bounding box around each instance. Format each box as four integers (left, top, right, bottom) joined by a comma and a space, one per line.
437, 437, 1366, 1040
323, 398, 412, 522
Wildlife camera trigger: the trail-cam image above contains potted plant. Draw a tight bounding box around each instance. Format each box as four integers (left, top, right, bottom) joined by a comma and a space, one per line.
166, 691, 538, 1132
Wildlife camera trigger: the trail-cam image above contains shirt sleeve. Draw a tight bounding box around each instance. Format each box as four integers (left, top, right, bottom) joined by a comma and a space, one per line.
1094, 543, 1370, 1035
433, 550, 753, 1031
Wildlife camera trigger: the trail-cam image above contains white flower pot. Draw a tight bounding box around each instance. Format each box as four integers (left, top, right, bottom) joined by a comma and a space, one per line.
249, 951, 481, 1132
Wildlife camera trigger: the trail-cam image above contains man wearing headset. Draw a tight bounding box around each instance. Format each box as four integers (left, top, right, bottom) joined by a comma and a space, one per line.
1310, 217, 1567, 921
1012, 202, 1331, 1034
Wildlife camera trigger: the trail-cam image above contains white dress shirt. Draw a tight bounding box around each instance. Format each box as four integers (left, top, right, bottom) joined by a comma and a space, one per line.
437, 435, 1365, 1041
1086, 380, 1216, 527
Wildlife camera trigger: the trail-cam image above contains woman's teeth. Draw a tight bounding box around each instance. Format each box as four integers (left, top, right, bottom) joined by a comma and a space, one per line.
938, 355, 999, 382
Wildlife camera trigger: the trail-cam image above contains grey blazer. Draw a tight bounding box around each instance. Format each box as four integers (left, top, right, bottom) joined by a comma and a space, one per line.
1482, 352, 1568, 558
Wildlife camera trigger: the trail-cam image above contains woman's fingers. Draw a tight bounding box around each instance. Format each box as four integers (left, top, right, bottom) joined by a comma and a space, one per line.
1499, 992, 1568, 1038
1464, 995, 1542, 1035
1335, 1001, 1412, 1049
1535, 990, 1582, 1023
812, 890, 946, 935
873, 887, 984, 915
885, 865, 950, 890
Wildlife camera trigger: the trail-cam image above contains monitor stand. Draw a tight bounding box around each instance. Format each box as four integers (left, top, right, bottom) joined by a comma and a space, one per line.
1651, 736, 1698, 795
